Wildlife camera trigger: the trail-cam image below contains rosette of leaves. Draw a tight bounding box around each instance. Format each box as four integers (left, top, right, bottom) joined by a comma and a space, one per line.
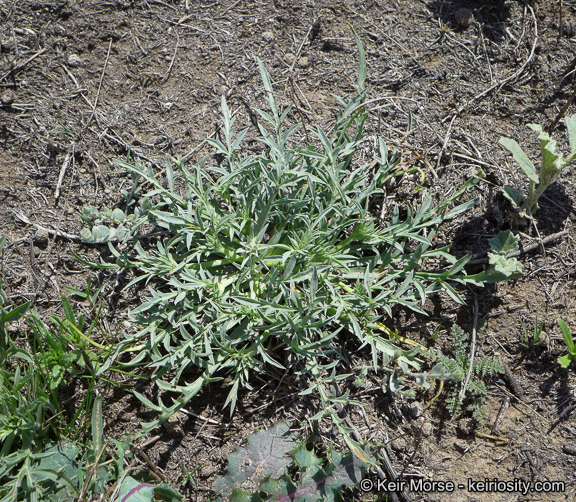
81, 205, 129, 243
499, 115, 576, 215
80, 196, 152, 244
212, 422, 367, 502
91, 29, 513, 450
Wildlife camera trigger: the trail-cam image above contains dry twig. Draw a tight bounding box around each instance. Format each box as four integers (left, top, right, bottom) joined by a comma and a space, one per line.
85, 39, 113, 131
0, 47, 47, 83
443, 5, 538, 122
459, 294, 478, 404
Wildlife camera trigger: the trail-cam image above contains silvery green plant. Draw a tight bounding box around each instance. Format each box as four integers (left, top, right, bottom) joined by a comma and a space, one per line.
91, 30, 516, 456
80, 169, 152, 243
499, 115, 576, 215
80, 205, 129, 243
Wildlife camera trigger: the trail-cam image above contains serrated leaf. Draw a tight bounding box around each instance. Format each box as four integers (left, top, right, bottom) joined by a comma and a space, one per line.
488, 253, 522, 276
488, 230, 519, 255
293, 445, 323, 468
499, 137, 539, 182
212, 422, 294, 496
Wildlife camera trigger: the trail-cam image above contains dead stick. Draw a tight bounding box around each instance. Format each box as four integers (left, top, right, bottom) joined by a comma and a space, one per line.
0, 47, 47, 83
221, 0, 242, 15
459, 294, 479, 403
467, 230, 569, 265
443, 5, 538, 122
547, 81, 576, 133
85, 39, 113, 130
163, 31, 179, 81
491, 396, 511, 435
13, 211, 81, 241
503, 363, 525, 400
289, 24, 314, 73
54, 151, 72, 205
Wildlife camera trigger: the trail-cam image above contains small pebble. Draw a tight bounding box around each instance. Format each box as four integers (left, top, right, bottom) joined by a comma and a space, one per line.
163, 411, 184, 436
262, 31, 274, 43
410, 402, 423, 419
284, 53, 295, 65
420, 421, 433, 437
563, 444, 576, 456
200, 464, 217, 478
68, 54, 81, 67
0, 91, 15, 106
391, 437, 407, 451
454, 8, 474, 28
35, 228, 50, 243
297, 56, 309, 68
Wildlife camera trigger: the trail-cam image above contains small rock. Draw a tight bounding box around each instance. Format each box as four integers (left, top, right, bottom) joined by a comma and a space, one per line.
262, 31, 274, 43
35, 228, 50, 244
68, 54, 81, 67
420, 421, 433, 437
297, 55, 309, 68
391, 436, 407, 451
284, 52, 295, 65
200, 463, 217, 478
563, 444, 576, 456
163, 410, 184, 436
409, 402, 423, 419
0, 39, 16, 53
0, 91, 15, 107
454, 8, 474, 28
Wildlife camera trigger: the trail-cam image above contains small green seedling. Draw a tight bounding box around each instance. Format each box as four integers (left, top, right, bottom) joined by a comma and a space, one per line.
557, 318, 576, 369
499, 115, 576, 216
521, 312, 545, 349
64, 277, 106, 308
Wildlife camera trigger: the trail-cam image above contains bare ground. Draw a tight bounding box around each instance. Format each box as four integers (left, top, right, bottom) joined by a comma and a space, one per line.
1, 0, 576, 501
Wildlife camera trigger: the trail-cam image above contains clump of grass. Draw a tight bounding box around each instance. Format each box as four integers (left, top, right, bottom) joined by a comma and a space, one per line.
0, 235, 182, 501
88, 29, 515, 456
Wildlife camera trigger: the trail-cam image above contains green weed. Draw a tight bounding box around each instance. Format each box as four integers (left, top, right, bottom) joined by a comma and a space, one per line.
436, 325, 504, 422
557, 318, 576, 369
499, 115, 576, 216
79, 30, 519, 458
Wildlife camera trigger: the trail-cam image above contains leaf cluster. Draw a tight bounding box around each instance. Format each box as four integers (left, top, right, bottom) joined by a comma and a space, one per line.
0, 236, 181, 501
437, 325, 504, 422
212, 422, 367, 502
87, 33, 518, 450
499, 115, 576, 215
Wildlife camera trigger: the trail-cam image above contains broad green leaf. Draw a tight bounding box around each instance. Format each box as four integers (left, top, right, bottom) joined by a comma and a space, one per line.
558, 318, 574, 352
114, 478, 154, 502
489, 230, 519, 255
566, 114, 576, 154
501, 186, 523, 207
558, 354, 573, 369
92, 225, 111, 243
499, 137, 539, 182
488, 253, 522, 276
